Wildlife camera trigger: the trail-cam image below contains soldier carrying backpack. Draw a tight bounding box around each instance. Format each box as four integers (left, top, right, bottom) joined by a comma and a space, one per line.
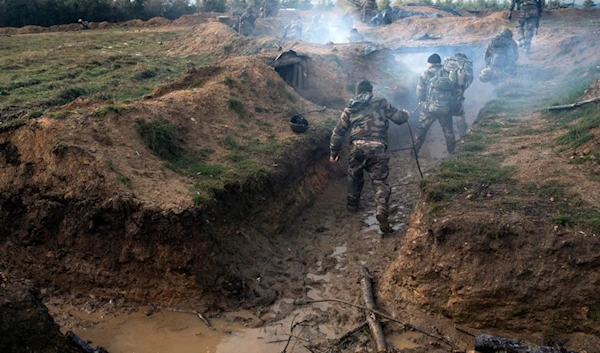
414, 53, 457, 156
444, 52, 473, 136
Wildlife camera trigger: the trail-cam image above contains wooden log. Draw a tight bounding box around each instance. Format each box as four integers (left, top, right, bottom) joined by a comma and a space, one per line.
548, 96, 600, 111
292, 63, 299, 88
475, 334, 578, 353
360, 267, 387, 352
296, 63, 303, 89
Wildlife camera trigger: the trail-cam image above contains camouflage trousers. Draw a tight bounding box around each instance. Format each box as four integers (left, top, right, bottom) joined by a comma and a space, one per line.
414, 112, 455, 155
347, 140, 391, 218
517, 16, 537, 50
456, 113, 468, 136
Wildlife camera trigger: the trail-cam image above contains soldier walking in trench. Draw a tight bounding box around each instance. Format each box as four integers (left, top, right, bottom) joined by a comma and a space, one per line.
414, 54, 456, 156
329, 80, 410, 233
508, 0, 544, 53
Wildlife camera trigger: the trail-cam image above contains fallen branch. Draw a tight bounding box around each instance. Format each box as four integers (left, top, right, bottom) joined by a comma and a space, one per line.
334, 322, 369, 345
196, 312, 212, 329
548, 96, 600, 111
475, 334, 578, 353
360, 267, 387, 351
293, 298, 459, 350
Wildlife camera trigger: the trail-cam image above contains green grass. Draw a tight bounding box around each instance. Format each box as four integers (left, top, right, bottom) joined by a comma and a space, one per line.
0, 29, 211, 117
26, 110, 44, 119
135, 118, 182, 162
228, 97, 247, 119
97, 104, 125, 117
47, 110, 72, 120
223, 76, 235, 87
0, 118, 25, 132
106, 160, 131, 188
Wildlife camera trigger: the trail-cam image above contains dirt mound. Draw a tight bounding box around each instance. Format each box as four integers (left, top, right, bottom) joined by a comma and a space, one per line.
146, 17, 171, 26
172, 12, 224, 26
0, 273, 84, 353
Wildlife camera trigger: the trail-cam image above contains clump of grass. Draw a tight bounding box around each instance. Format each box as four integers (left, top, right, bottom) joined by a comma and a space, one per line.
52, 87, 88, 106
97, 104, 125, 117
224, 136, 244, 150
135, 118, 182, 162
223, 76, 235, 87
223, 44, 232, 53
554, 215, 574, 227
26, 110, 44, 119
228, 97, 247, 119
48, 110, 72, 120
0, 118, 25, 132
193, 193, 212, 205
106, 160, 132, 188
461, 141, 485, 152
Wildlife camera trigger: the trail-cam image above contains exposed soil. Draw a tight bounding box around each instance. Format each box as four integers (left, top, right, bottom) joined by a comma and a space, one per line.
2, 6, 600, 353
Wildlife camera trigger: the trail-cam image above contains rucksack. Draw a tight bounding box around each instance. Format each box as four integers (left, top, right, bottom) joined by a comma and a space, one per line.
444, 55, 473, 115
426, 67, 455, 115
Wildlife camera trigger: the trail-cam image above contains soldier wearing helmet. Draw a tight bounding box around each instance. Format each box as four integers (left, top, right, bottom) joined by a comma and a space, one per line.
329, 80, 410, 234
508, 0, 544, 53
481, 29, 519, 84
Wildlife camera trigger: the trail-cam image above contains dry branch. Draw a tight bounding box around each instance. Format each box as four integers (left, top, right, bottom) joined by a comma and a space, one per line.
360, 267, 387, 351
475, 334, 578, 353
335, 322, 369, 345
548, 96, 600, 111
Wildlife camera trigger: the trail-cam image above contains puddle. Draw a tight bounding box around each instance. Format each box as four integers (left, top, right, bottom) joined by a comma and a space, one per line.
388, 330, 422, 350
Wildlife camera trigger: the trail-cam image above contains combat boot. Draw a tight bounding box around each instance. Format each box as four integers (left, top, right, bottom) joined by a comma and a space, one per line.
376, 213, 391, 233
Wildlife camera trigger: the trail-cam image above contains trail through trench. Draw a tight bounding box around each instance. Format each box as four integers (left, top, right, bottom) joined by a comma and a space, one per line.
46, 53, 489, 352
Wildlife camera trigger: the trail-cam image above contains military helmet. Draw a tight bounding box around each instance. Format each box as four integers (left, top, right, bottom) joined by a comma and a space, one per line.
290, 115, 309, 133
479, 67, 493, 83
500, 28, 513, 38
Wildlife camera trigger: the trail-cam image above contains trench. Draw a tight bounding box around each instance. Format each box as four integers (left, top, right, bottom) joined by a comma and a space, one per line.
40, 45, 490, 352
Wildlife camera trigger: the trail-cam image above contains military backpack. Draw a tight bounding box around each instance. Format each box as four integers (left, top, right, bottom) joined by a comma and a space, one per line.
444, 55, 474, 115
426, 67, 455, 115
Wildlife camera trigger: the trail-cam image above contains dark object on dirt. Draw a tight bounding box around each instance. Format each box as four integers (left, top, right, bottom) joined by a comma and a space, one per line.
359, 267, 387, 351
315, 225, 328, 232
404, 3, 463, 16
268, 50, 310, 90
334, 322, 369, 345
414, 33, 442, 41
548, 96, 600, 111
66, 331, 109, 353
290, 115, 309, 133
196, 312, 212, 329
475, 334, 578, 353
368, 7, 442, 27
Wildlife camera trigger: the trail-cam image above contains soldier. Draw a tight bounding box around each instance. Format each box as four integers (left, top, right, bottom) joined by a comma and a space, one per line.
238, 7, 257, 36
329, 80, 410, 233
348, 28, 364, 43
361, 0, 377, 23
283, 16, 303, 40
306, 14, 329, 43
444, 52, 474, 136
483, 29, 519, 83
414, 54, 456, 156
78, 19, 89, 30
262, 0, 279, 18
509, 0, 544, 52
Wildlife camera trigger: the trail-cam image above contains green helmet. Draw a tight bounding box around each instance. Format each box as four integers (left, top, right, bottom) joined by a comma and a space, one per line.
479, 68, 493, 83
500, 28, 513, 38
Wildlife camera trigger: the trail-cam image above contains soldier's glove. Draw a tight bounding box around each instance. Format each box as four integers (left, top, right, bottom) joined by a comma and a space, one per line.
329, 152, 339, 163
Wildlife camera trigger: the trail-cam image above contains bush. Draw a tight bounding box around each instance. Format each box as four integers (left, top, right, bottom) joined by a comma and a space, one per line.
135, 119, 183, 162
200, 0, 227, 12
583, 0, 596, 7
379, 0, 391, 9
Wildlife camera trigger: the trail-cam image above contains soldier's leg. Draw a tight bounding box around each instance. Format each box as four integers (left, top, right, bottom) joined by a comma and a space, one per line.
456, 113, 468, 136
347, 145, 365, 211
414, 112, 436, 155
364, 151, 391, 233
517, 18, 526, 47
525, 17, 536, 51
438, 115, 456, 154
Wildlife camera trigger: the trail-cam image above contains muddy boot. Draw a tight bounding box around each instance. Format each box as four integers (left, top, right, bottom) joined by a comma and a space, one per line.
376, 213, 391, 233
347, 202, 359, 212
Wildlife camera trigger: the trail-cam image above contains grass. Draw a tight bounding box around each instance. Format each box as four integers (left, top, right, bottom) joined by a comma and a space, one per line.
223, 76, 235, 87
0, 28, 211, 117
47, 110, 72, 120
228, 97, 248, 119
135, 118, 182, 162
106, 160, 131, 187
0, 118, 25, 132
97, 104, 125, 117
26, 110, 44, 119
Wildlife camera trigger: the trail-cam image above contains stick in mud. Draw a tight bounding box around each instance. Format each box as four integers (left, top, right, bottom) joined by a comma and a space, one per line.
548, 96, 600, 111
359, 267, 387, 351
334, 321, 369, 345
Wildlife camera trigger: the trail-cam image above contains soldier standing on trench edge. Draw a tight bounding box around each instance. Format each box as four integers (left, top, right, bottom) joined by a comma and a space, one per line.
329, 80, 410, 234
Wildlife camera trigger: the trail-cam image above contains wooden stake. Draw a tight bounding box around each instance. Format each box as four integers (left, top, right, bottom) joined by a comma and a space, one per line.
360, 267, 387, 352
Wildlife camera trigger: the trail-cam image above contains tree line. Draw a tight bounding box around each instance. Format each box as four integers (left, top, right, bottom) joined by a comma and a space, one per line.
0, 0, 197, 28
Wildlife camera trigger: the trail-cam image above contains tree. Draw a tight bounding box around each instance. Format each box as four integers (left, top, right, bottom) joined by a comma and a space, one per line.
199, 0, 226, 12
583, 0, 596, 7
378, 0, 391, 9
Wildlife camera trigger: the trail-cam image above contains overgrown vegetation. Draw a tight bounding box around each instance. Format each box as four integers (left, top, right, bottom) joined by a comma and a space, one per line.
228, 97, 248, 119
97, 104, 125, 117
135, 118, 183, 162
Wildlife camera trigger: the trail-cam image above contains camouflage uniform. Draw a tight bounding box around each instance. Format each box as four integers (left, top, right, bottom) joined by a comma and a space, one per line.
307, 15, 329, 43
238, 7, 257, 36
509, 0, 543, 51
262, 0, 279, 18
361, 0, 377, 23
283, 19, 303, 40
330, 90, 409, 229
484, 31, 519, 83
415, 63, 456, 155
348, 29, 364, 43
445, 53, 474, 136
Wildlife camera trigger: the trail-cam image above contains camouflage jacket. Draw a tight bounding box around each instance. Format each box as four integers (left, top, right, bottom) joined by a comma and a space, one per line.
416, 63, 442, 103
484, 36, 519, 68
510, 0, 543, 16
330, 93, 409, 154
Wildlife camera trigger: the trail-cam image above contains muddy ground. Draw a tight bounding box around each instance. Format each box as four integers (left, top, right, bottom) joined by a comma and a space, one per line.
2, 6, 600, 353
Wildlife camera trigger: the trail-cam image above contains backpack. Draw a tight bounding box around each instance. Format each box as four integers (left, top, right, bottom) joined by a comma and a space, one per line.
426, 67, 455, 115
444, 56, 473, 115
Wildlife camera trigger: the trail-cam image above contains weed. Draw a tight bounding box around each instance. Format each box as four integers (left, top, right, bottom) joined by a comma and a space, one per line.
461, 141, 485, 152
255, 120, 273, 128
120, 175, 132, 187
106, 160, 132, 188
250, 87, 258, 95
0, 118, 25, 132
224, 136, 244, 150
228, 97, 248, 119
27, 110, 44, 119
135, 119, 182, 162
193, 193, 211, 204
52, 87, 88, 106
48, 110, 71, 120
223, 76, 235, 87
223, 44, 232, 53
97, 104, 125, 117
225, 152, 245, 162
266, 79, 276, 88
554, 215, 574, 226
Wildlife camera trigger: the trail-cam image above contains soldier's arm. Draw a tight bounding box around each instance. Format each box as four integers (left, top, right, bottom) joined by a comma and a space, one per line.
329, 109, 351, 158
509, 0, 516, 11
386, 102, 409, 126
416, 71, 428, 103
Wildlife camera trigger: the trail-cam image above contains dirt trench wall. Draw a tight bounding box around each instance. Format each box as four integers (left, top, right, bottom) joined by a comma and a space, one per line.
0, 123, 337, 308
0, 275, 84, 353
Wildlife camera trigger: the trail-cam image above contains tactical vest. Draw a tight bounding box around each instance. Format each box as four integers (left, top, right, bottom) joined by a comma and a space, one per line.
426, 67, 455, 115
